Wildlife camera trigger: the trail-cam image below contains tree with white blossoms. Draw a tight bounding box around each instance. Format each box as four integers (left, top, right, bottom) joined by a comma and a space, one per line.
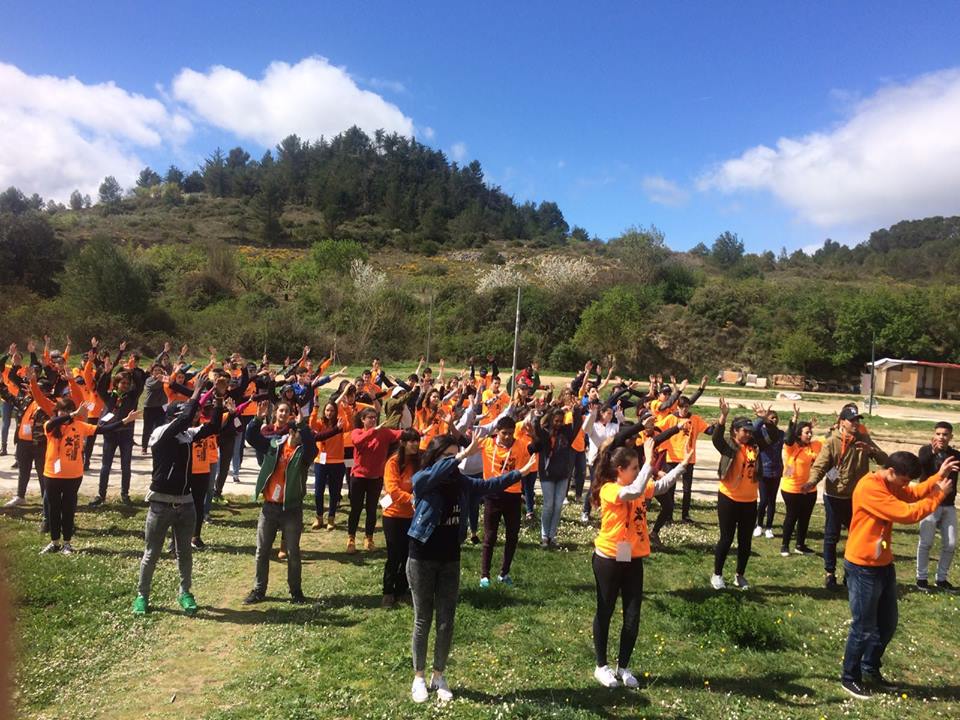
350, 259, 387, 292
475, 255, 596, 294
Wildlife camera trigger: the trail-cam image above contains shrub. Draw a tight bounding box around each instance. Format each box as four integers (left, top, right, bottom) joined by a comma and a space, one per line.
663, 594, 791, 651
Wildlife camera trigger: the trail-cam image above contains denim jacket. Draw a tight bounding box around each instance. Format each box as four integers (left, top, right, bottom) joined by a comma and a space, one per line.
408, 456, 521, 544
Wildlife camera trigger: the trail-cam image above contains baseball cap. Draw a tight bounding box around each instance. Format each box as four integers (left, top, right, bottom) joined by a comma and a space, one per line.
839, 405, 862, 422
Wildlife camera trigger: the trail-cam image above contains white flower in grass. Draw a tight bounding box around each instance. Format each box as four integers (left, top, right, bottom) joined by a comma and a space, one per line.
350, 259, 386, 291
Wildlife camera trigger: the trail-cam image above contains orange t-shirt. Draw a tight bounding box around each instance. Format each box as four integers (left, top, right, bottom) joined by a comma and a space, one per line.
383, 454, 415, 518
478, 437, 523, 493
339, 401, 373, 448
241, 381, 258, 416
664, 414, 710, 464
43, 419, 97, 478
262, 443, 296, 504
845, 472, 943, 566
719, 444, 760, 502
191, 435, 218, 474
18, 403, 40, 442
309, 410, 345, 464
565, 410, 586, 452
594, 480, 655, 559
781, 440, 823, 493
480, 389, 509, 424
514, 423, 538, 474
415, 408, 449, 450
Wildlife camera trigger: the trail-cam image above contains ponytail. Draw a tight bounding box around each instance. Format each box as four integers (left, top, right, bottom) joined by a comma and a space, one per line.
591, 441, 639, 509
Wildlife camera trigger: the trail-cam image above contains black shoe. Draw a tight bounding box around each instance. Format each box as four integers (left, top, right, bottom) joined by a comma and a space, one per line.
795, 544, 815, 555
0, 447, 6, 456
825, 573, 840, 591
864, 671, 898, 692
841, 679, 871, 700
470, 534, 480, 545
680, 516, 695, 524
11, 460, 18, 469
88, 496, 105, 508
290, 591, 308, 604
191, 537, 205, 549
121, 494, 133, 506
916, 578, 933, 593
243, 590, 265, 605
936, 580, 955, 592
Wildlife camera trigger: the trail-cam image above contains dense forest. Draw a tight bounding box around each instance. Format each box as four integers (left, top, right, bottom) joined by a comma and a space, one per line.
1, 126, 959, 381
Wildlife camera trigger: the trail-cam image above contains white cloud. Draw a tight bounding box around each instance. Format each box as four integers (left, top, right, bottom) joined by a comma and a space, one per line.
422, 126, 435, 140
0, 62, 190, 201
367, 77, 407, 94
699, 68, 960, 228
642, 175, 689, 207
450, 141, 468, 162
172, 56, 414, 146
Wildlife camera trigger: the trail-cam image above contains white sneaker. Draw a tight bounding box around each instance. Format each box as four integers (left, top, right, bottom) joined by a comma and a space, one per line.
710, 574, 726, 590
780, 549, 790, 557
594, 665, 618, 688
4, 496, 25, 508
430, 674, 453, 702
616, 667, 640, 688
580, 512, 590, 523
411, 677, 428, 703
752, 525, 763, 538
61, 542, 74, 555
734, 574, 749, 590
39, 542, 60, 554
764, 528, 774, 539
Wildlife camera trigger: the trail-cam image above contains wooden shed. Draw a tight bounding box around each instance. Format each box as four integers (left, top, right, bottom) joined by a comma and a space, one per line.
864, 358, 960, 400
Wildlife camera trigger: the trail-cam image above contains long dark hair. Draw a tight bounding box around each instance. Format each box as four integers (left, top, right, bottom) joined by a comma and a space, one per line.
395, 428, 422, 473
591, 441, 639, 509
421, 433, 460, 469
319, 400, 339, 429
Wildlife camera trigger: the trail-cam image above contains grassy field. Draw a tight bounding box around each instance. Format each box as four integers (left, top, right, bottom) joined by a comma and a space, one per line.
4, 487, 959, 720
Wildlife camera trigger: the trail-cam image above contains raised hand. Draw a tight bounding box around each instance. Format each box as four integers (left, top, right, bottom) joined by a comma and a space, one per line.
119, 340, 127, 352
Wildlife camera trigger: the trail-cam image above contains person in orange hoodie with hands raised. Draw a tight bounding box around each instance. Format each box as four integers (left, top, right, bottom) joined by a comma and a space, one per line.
839, 452, 957, 700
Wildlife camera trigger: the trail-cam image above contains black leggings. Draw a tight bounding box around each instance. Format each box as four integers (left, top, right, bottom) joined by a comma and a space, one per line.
348, 476, 383, 537
191, 473, 208, 537
16, 439, 46, 500
481, 492, 522, 578
592, 553, 644, 668
214, 433, 237, 495
141, 405, 166, 450
781, 490, 817, 549
382, 515, 412, 595
756, 475, 781, 529
46, 478, 82, 542
714, 492, 757, 576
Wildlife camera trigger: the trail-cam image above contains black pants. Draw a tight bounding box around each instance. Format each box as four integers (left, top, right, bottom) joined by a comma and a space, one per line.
652, 462, 687, 533
592, 553, 643, 668
141, 406, 166, 450
781, 490, 817, 549
823, 495, 853, 575
46, 478, 81, 542
15, 439, 46, 502
677, 463, 695, 519
481, 492, 522, 578
757, 475, 781, 529
191, 473, 208, 537
98, 431, 134, 497
215, 433, 237, 495
83, 421, 98, 470
714, 492, 757, 576
382, 515, 412, 595
347, 475, 382, 537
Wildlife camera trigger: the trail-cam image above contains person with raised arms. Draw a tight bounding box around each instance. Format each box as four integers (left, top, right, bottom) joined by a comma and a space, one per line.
347, 407, 402, 554
381, 428, 421, 607
406, 433, 535, 704
590, 435, 692, 688
915, 421, 959, 591
779, 404, 821, 556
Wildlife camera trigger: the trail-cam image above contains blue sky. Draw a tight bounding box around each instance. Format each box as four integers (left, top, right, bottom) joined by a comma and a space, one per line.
3, 1, 960, 253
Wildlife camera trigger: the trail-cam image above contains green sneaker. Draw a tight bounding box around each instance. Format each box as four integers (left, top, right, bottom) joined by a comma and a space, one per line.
133, 595, 149, 615
178, 592, 198, 615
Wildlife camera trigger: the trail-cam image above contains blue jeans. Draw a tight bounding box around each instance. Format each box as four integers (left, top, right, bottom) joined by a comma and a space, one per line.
522, 472, 537, 515
823, 495, 853, 574
314, 463, 345, 519
231, 416, 251, 477
540, 478, 566, 541
1, 400, 11, 450
842, 560, 898, 682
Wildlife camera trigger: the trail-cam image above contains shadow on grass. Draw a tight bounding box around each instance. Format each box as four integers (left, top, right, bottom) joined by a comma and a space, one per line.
654, 670, 814, 705
79, 546, 144, 559
460, 587, 539, 610
164, 602, 362, 627
458, 685, 650, 718
756, 584, 847, 601
660, 586, 771, 605
310, 592, 383, 610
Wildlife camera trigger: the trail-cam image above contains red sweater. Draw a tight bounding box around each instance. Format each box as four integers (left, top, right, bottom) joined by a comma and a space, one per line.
350, 427, 402, 478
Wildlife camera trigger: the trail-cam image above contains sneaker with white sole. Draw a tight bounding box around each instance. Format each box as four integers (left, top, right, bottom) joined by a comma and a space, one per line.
40, 542, 60, 554
780, 547, 790, 557
61, 542, 74, 555
764, 528, 774, 539
411, 677, 429, 703
734, 574, 749, 590
616, 667, 640, 688
752, 525, 763, 537
4, 495, 25, 508
594, 665, 618, 688
710, 574, 726, 590
580, 511, 590, 523
430, 674, 453, 702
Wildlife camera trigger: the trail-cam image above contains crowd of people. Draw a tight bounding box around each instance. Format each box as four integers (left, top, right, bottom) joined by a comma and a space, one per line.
1, 337, 957, 703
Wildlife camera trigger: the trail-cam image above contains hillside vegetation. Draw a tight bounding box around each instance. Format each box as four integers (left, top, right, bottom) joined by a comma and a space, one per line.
1, 127, 960, 379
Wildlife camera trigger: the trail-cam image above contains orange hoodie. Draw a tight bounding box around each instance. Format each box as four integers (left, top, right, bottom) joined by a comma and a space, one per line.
845, 471, 944, 567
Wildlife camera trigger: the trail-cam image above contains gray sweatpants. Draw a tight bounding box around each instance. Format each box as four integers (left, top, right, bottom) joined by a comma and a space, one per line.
255, 503, 303, 595
407, 557, 460, 673
137, 500, 195, 600
917, 505, 957, 582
